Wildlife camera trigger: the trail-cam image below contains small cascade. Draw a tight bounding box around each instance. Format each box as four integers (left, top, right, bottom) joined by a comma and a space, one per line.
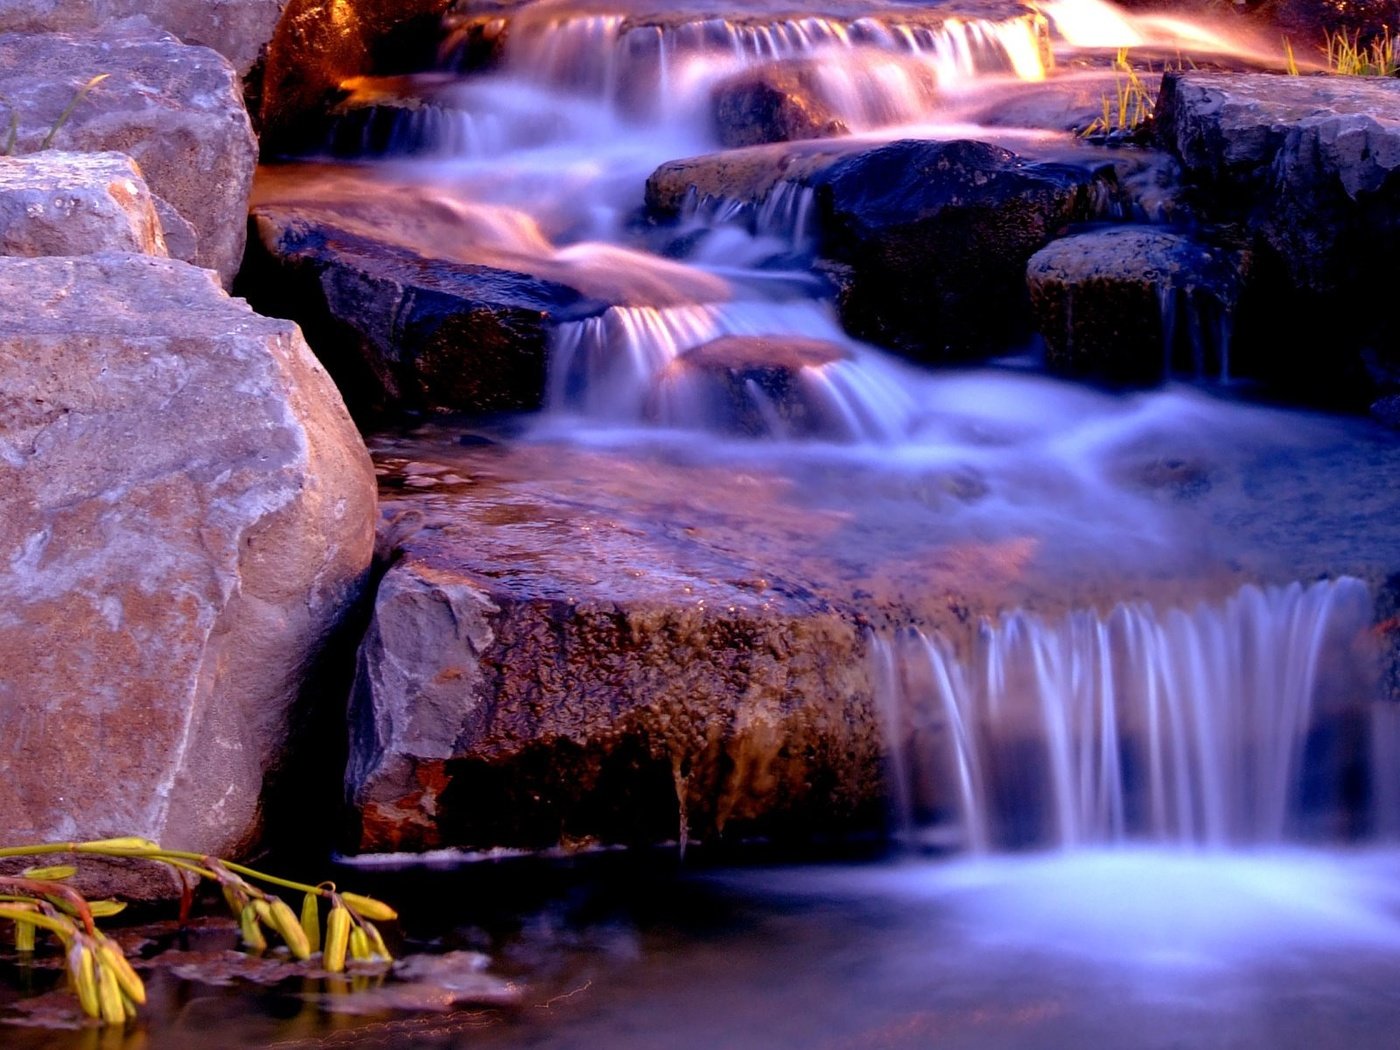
547, 299, 918, 440
487, 6, 1052, 120
874, 578, 1394, 851
674, 179, 819, 260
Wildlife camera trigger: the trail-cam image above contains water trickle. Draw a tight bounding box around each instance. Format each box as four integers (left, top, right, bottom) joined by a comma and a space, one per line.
547, 298, 919, 439
874, 578, 1392, 851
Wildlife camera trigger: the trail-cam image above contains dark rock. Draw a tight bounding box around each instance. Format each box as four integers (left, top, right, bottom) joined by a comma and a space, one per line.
244, 203, 608, 420
1156, 71, 1400, 401
1249, 0, 1400, 47
812, 138, 1101, 359
1027, 225, 1248, 384
260, 0, 453, 152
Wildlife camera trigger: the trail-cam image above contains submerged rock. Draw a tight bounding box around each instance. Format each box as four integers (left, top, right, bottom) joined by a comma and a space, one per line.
0, 254, 376, 891
651, 334, 855, 438
0, 151, 166, 259
1027, 225, 1248, 384
0, 23, 257, 286
711, 60, 853, 148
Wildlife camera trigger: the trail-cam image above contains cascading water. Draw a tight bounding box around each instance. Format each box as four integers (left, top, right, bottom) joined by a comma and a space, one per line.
873, 578, 1394, 852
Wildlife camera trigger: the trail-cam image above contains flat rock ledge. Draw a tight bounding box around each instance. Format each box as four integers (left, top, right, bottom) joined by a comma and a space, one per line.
0, 253, 376, 891
0, 22, 258, 286
0, 150, 166, 258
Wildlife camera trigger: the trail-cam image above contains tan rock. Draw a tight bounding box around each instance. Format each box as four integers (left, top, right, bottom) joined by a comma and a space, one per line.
0, 23, 258, 286
0, 253, 377, 883
0, 1, 288, 77
0, 150, 166, 258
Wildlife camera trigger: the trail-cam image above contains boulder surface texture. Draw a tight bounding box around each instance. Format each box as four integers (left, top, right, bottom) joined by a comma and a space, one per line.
0, 150, 166, 258
0, 1, 288, 76
0, 253, 376, 873
0, 23, 258, 286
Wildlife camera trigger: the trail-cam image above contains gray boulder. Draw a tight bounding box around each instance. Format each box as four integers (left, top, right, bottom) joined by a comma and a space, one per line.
0, 253, 376, 886
0, 23, 258, 286
0, 150, 166, 258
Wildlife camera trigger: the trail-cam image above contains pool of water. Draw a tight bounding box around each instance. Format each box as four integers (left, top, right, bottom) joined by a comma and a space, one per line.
7, 846, 1400, 1048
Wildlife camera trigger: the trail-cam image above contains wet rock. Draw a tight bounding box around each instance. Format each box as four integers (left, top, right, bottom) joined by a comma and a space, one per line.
0, 23, 258, 286
812, 138, 1101, 359
1155, 71, 1400, 399
650, 334, 855, 438
348, 548, 880, 855
0, 253, 376, 894
1027, 225, 1247, 384
711, 60, 853, 148
645, 140, 853, 219
0, 151, 166, 258
245, 201, 608, 420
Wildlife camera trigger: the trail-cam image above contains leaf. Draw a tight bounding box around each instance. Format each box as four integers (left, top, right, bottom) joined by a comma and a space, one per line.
21, 865, 77, 881
39, 74, 109, 150
87, 900, 127, 919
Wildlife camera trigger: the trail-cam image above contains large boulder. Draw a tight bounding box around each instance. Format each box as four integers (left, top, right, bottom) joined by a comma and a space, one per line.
1027, 225, 1248, 384
812, 139, 1102, 359
0, 24, 258, 286
0, 1, 289, 77
1155, 71, 1400, 397
0, 150, 166, 258
346, 442, 903, 854
0, 253, 376, 883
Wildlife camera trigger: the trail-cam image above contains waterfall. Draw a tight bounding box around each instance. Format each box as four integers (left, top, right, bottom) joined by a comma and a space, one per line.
873, 578, 1394, 851
547, 299, 919, 440
492, 8, 1051, 121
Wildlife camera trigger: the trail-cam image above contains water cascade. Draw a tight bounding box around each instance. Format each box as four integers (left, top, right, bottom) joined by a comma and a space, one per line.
874, 578, 1392, 851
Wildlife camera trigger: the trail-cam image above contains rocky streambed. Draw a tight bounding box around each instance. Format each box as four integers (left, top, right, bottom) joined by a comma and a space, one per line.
1, 0, 1400, 987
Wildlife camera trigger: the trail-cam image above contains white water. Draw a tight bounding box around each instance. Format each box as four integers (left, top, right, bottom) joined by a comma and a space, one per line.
874, 578, 1394, 851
